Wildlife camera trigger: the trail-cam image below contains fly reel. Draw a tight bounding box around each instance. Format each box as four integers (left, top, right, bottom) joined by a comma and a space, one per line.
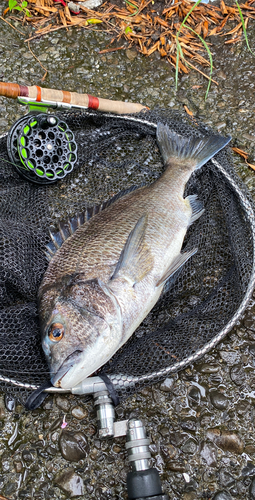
7, 113, 77, 184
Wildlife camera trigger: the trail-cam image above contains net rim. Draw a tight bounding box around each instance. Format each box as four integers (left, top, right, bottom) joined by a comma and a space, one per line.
0, 111, 254, 394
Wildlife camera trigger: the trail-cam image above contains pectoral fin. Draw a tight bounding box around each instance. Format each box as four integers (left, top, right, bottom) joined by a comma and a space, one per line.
156, 248, 197, 287
111, 215, 154, 286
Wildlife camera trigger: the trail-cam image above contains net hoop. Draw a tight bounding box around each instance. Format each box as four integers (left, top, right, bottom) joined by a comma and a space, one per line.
0, 110, 254, 394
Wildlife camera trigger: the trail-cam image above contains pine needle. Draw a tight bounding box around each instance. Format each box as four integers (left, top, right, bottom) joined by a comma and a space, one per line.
183, 23, 214, 100
4, 0, 255, 96
175, 0, 203, 91
124, 0, 139, 16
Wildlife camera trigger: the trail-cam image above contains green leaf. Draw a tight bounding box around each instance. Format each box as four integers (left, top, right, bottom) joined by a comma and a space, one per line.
125, 26, 133, 34
86, 18, 102, 24
9, 0, 18, 11
9, 0, 31, 15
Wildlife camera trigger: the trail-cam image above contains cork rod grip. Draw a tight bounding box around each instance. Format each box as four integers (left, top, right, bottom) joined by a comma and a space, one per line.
0, 82, 147, 114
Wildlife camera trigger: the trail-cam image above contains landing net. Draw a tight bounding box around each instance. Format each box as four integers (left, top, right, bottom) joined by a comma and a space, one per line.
0, 108, 254, 403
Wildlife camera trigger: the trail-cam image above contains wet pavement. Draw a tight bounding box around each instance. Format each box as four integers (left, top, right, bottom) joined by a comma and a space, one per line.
1, 8, 255, 500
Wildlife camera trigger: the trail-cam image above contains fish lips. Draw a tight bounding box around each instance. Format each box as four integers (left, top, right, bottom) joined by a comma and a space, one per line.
51, 349, 83, 388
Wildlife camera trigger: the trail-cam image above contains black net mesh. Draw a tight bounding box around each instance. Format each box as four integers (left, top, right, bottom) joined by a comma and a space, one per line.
0, 108, 254, 404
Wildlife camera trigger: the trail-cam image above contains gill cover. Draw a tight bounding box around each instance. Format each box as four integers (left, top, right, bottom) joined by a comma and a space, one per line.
44, 278, 122, 389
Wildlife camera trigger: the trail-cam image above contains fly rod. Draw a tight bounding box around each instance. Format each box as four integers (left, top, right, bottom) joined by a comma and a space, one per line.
0, 81, 148, 114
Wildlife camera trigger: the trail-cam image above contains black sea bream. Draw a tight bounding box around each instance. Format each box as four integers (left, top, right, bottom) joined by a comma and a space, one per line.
38, 123, 230, 389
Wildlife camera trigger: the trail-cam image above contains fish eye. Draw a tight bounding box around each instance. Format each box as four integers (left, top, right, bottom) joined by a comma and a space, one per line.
48, 323, 65, 342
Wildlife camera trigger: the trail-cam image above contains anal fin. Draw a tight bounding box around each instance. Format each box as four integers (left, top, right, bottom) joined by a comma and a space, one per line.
186, 194, 205, 225
156, 248, 197, 287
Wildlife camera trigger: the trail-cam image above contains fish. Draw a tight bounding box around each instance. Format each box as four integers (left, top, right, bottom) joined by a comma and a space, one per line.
38, 123, 230, 389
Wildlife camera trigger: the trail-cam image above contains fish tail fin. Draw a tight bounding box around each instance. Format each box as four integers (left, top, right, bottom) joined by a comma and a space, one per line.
156, 122, 231, 170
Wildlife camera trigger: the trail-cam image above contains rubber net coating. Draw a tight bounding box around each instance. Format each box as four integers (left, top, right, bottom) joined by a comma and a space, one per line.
0, 108, 253, 404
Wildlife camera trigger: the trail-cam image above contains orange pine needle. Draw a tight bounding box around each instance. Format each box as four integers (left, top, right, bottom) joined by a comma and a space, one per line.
195, 21, 202, 35
223, 21, 243, 36
247, 163, 255, 171
220, 0, 228, 15
154, 16, 169, 28
99, 46, 125, 53
183, 104, 194, 116
4, 0, 255, 93
209, 26, 220, 36
147, 40, 159, 55
225, 35, 242, 44
159, 47, 167, 57
187, 60, 218, 84
232, 147, 248, 159
202, 20, 209, 37
59, 10, 68, 27
232, 147, 255, 170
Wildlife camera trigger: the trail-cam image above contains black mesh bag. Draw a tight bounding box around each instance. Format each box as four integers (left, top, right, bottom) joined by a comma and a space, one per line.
0, 108, 254, 404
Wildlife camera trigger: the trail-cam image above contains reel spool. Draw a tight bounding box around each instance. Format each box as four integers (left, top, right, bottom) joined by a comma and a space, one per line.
7, 113, 77, 184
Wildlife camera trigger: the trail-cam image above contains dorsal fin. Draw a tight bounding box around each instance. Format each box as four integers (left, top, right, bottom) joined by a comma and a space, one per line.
45, 185, 140, 261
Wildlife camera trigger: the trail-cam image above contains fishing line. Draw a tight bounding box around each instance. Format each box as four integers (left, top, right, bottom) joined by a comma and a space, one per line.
0, 155, 28, 170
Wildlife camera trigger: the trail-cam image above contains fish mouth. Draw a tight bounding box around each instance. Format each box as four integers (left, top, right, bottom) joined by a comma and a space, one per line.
51, 349, 83, 388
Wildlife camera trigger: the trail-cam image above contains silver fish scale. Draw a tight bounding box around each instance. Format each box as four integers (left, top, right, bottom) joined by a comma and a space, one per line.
0, 108, 254, 403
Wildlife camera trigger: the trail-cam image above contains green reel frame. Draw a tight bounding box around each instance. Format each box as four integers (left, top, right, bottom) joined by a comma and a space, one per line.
7, 112, 77, 185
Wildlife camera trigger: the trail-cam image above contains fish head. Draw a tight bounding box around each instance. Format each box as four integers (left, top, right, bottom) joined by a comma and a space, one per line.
39, 276, 122, 389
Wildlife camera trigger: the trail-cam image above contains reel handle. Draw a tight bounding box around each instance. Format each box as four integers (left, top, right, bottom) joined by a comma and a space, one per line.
0, 82, 148, 115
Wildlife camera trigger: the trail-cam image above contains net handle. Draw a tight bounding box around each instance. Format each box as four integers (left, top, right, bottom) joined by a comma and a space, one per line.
0, 82, 148, 115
